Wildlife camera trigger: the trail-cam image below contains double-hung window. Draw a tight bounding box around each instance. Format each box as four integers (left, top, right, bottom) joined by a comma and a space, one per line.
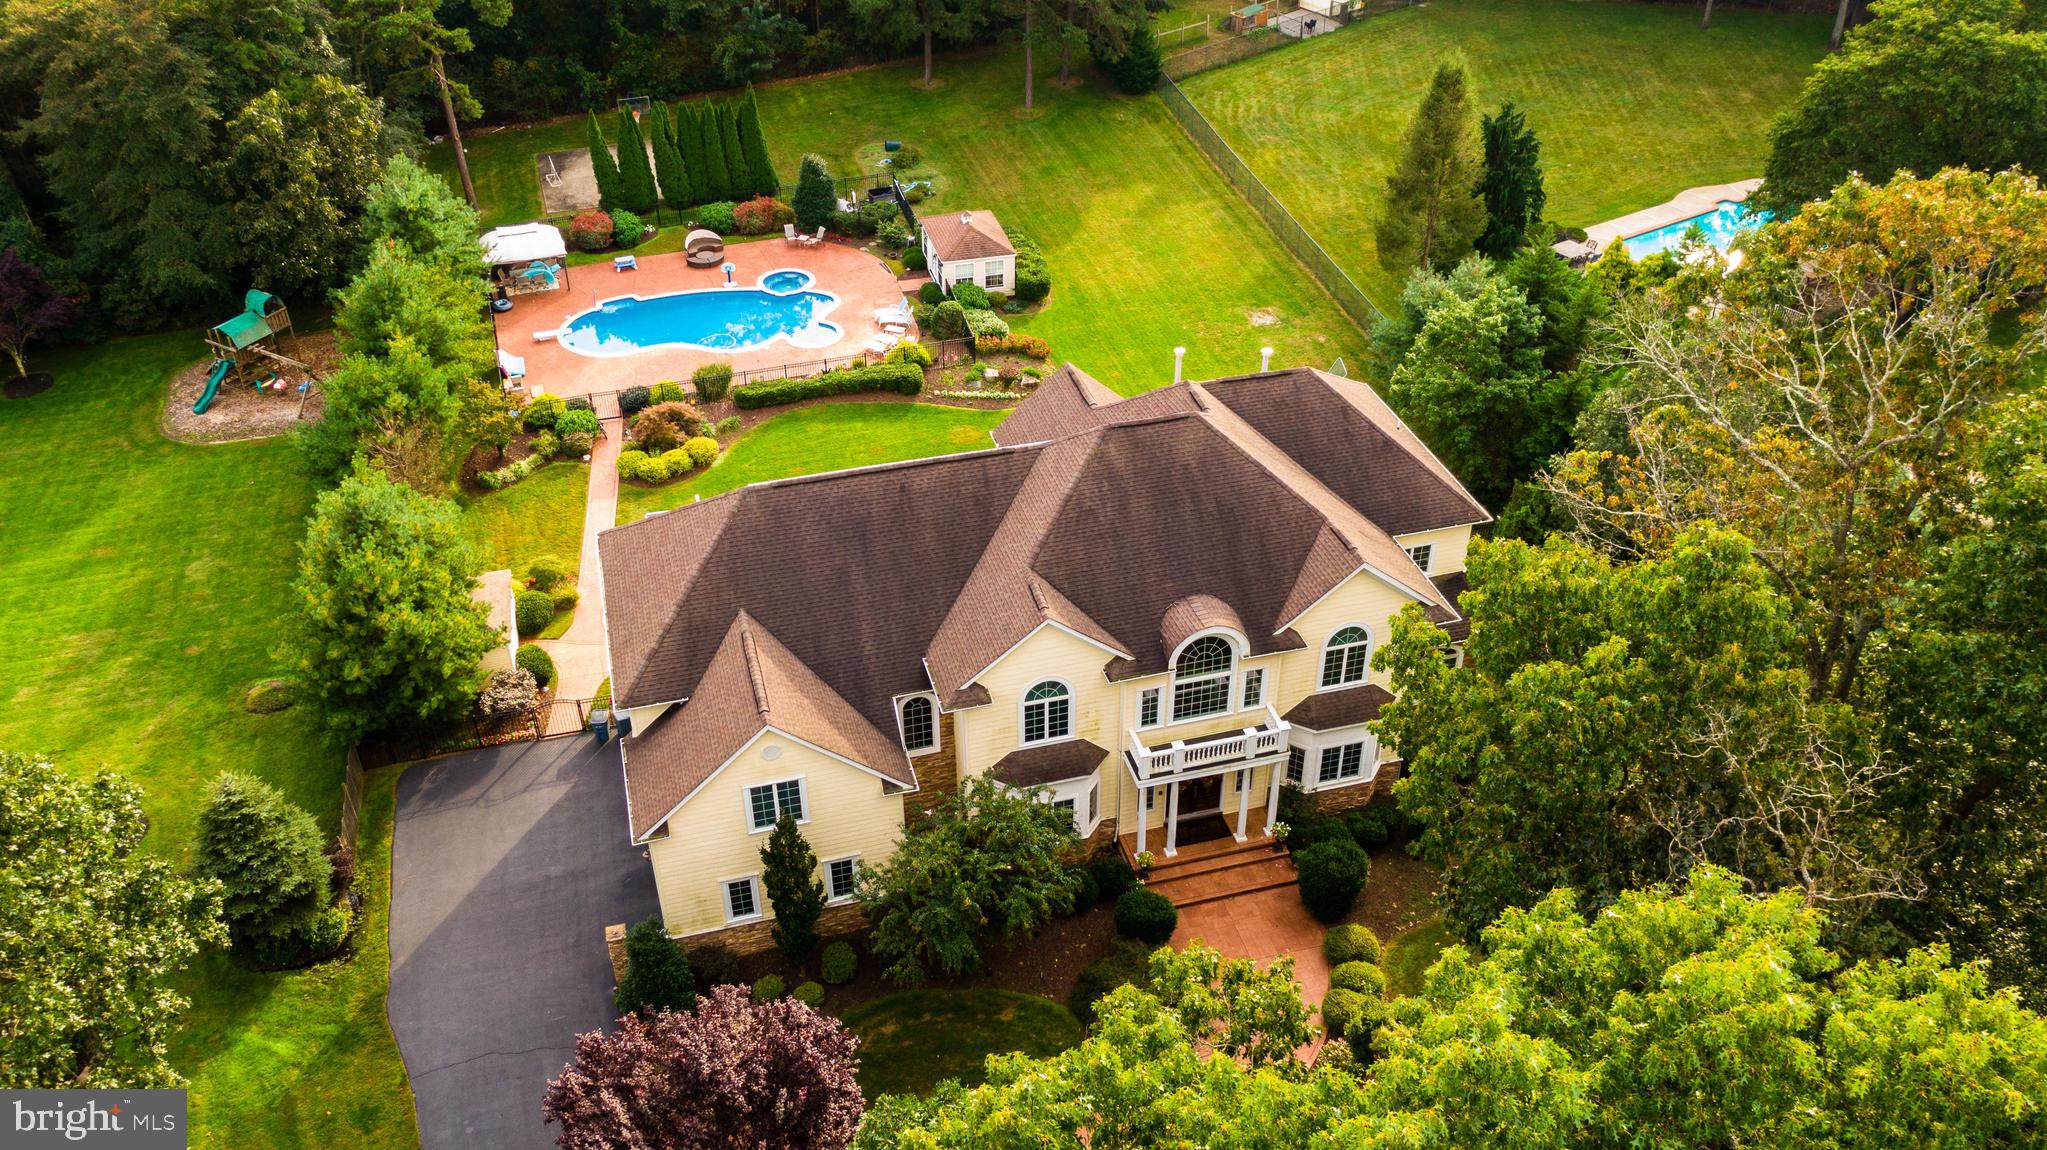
985, 264, 1006, 288
1286, 746, 1306, 785
1138, 686, 1162, 729
746, 779, 805, 831
1241, 667, 1265, 709
1022, 680, 1072, 743
824, 857, 859, 902
1321, 626, 1371, 688
1405, 543, 1433, 573
724, 877, 761, 921
1316, 742, 1366, 784
1171, 636, 1234, 722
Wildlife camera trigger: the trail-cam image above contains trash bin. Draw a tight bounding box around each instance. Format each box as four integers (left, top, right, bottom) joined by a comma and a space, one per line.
884, 140, 902, 152
590, 709, 611, 743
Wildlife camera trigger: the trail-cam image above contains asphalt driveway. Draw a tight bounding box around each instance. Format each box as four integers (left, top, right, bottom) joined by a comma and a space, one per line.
390, 737, 659, 1150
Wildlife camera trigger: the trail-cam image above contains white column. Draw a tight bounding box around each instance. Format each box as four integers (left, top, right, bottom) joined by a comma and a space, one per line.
1165, 780, 1182, 857
1235, 768, 1251, 841
1264, 756, 1284, 835
1136, 786, 1148, 858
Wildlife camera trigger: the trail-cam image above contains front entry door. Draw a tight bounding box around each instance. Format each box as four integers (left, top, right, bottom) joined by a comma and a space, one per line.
1179, 774, 1222, 816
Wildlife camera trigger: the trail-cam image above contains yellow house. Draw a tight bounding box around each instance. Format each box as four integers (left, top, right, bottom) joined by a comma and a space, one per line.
597, 364, 1488, 943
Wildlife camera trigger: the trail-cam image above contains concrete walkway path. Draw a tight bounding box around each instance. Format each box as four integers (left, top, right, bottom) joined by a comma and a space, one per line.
537, 392, 620, 716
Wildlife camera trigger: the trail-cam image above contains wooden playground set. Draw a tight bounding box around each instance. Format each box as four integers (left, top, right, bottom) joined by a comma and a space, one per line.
195, 289, 317, 415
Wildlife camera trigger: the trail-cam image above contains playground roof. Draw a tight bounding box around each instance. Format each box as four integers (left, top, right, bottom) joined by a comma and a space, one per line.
214, 310, 273, 350
481, 222, 568, 267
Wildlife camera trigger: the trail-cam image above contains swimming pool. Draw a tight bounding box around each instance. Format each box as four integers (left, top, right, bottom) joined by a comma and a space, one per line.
1622, 200, 1773, 259
555, 268, 841, 356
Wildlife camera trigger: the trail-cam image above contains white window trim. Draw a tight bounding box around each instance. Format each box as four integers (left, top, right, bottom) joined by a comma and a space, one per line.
722, 874, 764, 923
1240, 666, 1265, 711
823, 855, 860, 904
1442, 644, 1464, 669
1039, 775, 1102, 836
744, 775, 809, 835
1137, 685, 1163, 730
1405, 543, 1433, 573
896, 692, 941, 757
1168, 628, 1243, 724
1318, 623, 1374, 691
1019, 677, 1077, 747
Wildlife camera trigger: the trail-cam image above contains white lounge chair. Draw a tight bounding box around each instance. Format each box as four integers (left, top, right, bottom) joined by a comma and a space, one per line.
783, 223, 800, 244
863, 334, 896, 355
801, 226, 825, 246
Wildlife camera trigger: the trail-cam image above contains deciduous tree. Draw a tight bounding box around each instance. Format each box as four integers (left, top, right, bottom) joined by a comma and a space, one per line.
0, 246, 73, 377
760, 814, 826, 964
544, 985, 862, 1150
362, 155, 485, 278
0, 751, 225, 1087
848, 0, 985, 86
1375, 61, 1485, 273
215, 76, 386, 298
278, 466, 498, 740
335, 241, 493, 378
857, 775, 1082, 984
1145, 943, 1312, 1068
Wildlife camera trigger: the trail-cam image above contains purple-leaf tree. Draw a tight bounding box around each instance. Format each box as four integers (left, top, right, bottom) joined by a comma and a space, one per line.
543, 984, 864, 1150
0, 246, 73, 377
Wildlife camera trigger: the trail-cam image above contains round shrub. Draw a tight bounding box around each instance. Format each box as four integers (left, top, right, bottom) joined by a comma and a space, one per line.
1114, 887, 1178, 945
1069, 865, 1101, 914
733, 196, 795, 235
1344, 995, 1390, 1062
516, 642, 555, 688
884, 341, 933, 368
951, 281, 990, 309
521, 393, 567, 430
527, 430, 561, 460
569, 210, 614, 252
904, 186, 926, 204
1322, 922, 1383, 966
692, 362, 733, 403
929, 300, 967, 340
616, 449, 648, 475
752, 972, 787, 1001
1296, 839, 1371, 924
1068, 937, 1154, 1026
820, 940, 858, 985
632, 409, 681, 454
1345, 804, 1403, 850
619, 385, 652, 415
892, 142, 923, 170
1329, 960, 1387, 998
918, 281, 944, 305
560, 430, 595, 457
1089, 855, 1137, 903
633, 455, 672, 483
527, 554, 572, 592
514, 589, 556, 635
659, 448, 693, 476
1320, 987, 1367, 1039
243, 678, 299, 714
688, 943, 744, 987
566, 395, 594, 413
608, 208, 645, 247
696, 201, 739, 233
551, 586, 579, 611
1285, 815, 1354, 854
964, 309, 1010, 338
650, 380, 686, 405
791, 980, 826, 1008
902, 245, 927, 271
555, 408, 600, 438
684, 436, 719, 468
877, 216, 911, 252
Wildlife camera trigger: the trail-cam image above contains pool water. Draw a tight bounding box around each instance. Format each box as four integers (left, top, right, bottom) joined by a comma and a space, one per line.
1622, 200, 1773, 259
556, 268, 840, 356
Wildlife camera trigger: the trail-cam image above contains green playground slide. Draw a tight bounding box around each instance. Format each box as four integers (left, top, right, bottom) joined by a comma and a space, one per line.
194, 358, 232, 414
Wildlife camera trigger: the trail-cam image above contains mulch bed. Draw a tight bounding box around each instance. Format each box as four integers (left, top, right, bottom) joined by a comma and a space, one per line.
160, 329, 339, 444
459, 426, 570, 490
1346, 844, 1443, 940
3, 372, 52, 399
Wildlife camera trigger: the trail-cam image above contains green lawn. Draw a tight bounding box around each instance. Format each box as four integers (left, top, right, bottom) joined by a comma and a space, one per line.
458, 461, 589, 581
432, 47, 1375, 394
615, 402, 1010, 525
0, 338, 415, 1148
1180, 0, 1829, 308
1383, 915, 1459, 999
841, 989, 1085, 1098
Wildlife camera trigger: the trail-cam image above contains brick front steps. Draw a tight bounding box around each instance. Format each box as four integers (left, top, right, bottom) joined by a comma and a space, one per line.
1143, 840, 1298, 908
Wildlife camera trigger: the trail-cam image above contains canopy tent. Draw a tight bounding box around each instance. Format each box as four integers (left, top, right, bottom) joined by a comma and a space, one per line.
481, 222, 568, 266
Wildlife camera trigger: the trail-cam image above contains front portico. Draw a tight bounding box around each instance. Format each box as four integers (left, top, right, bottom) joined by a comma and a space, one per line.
1122, 709, 1292, 858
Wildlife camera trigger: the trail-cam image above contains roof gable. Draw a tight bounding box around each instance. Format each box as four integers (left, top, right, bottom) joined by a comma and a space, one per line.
922, 210, 1016, 262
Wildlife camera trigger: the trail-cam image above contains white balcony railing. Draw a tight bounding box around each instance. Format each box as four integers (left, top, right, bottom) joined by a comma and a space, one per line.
1127, 704, 1291, 780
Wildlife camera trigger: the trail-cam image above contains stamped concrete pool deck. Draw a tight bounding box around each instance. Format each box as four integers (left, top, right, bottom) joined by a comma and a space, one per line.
1584, 178, 1763, 251
492, 240, 914, 400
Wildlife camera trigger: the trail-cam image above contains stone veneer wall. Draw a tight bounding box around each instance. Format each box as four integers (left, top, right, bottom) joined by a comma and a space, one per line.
1312, 759, 1405, 816
900, 712, 962, 820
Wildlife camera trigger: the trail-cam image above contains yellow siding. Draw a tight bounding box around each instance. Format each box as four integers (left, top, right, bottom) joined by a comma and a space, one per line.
953, 625, 1126, 782
1278, 569, 1418, 702
646, 733, 905, 938
1392, 525, 1474, 575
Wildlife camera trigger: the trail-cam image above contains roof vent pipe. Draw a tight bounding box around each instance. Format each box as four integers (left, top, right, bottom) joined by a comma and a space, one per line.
1173, 346, 1187, 384
1260, 346, 1274, 372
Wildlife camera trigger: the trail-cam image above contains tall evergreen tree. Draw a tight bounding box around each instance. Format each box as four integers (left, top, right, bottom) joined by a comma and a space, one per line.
718, 103, 748, 200
586, 110, 623, 212
193, 771, 333, 962
761, 814, 827, 964
793, 154, 836, 231
676, 101, 710, 204
649, 103, 691, 209
613, 915, 696, 1015
1375, 61, 1486, 274
1475, 101, 1546, 260
736, 85, 779, 198
700, 103, 734, 201
614, 109, 658, 213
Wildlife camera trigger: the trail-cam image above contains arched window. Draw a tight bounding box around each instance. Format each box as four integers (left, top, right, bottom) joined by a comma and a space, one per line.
1321, 626, 1371, 688
1171, 635, 1234, 721
900, 696, 936, 753
1021, 680, 1071, 744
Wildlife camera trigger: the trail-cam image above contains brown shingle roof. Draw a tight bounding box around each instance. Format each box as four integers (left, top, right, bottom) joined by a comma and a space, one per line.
1161, 594, 1244, 656
1282, 683, 1394, 730
621, 612, 916, 838
922, 210, 1015, 262
990, 739, 1109, 787
1431, 571, 1471, 641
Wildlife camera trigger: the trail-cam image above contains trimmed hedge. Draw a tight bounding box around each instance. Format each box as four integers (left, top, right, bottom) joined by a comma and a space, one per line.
732, 361, 922, 409
516, 643, 555, 688
820, 940, 858, 984
1114, 887, 1178, 945
620, 385, 652, 415
1067, 937, 1154, 1026
555, 408, 600, 437
1329, 960, 1387, 999
1322, 922, 1383, 966
1296, 838, 1370, 923
791, 981, 825, 1007
1089, 854, 1137, 903
1321, 987, 1367, 1038
514, 589, 555, 635
693, 362, 733, 402
918, 281, 943, 305
752, 973, 786, 1001
1069, 865, 1101, 914
976, 333, 1050, 359
526, 554, 572, 592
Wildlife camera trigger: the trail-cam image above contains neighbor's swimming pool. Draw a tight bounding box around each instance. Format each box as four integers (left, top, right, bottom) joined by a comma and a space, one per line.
555, 268, 840, 356
1622, 200, 1773, 259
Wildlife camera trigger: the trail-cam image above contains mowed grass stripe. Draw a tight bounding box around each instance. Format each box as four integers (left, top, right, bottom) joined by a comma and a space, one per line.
1181, 0, 1829, 308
